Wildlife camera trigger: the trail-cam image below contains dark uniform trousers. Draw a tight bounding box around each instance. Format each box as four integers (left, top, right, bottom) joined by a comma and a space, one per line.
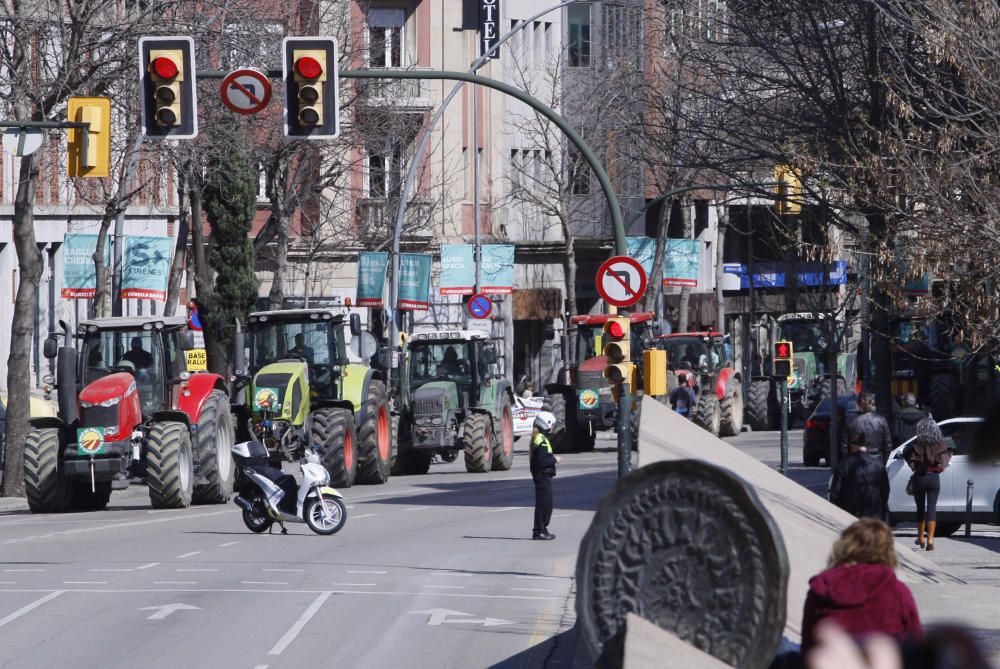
533, 476, 553, 533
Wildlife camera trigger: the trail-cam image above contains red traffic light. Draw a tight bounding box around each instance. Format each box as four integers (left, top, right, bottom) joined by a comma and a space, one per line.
295, 56, 323, 80
607, 321, 625, 338
151, 56, 179, 80
775, 342, 791, 358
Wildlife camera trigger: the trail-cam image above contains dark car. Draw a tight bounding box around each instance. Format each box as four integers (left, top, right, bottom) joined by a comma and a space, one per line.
803, 393, 858, 466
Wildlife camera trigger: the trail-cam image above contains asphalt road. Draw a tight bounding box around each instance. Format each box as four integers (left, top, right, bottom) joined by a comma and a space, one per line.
0, 439, 618, 669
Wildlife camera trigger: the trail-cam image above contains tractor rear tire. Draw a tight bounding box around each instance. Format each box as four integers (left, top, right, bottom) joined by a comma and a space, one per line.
462, 413, 494, 473
70, 481, 112, 512
745, 380, 774, 432
312, 407, 358, 488
192, 390, 235, 504
694, 392, 722, 436
719, 379, 744, 437
930, 374, 958, 421
356, 381, 392, 485
146, 421, 195, 509
24, 427, 71, 514
492, 396, 515, 471
541, 392, 574, 453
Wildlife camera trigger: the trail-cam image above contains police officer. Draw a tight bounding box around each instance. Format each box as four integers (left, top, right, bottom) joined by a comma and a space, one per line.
530, 411, 560, 540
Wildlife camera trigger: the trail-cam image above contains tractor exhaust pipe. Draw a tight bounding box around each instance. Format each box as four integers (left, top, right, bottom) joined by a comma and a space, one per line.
56, 320, 78, 425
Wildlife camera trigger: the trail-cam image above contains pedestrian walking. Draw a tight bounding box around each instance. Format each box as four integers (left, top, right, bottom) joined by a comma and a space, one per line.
529, 411, 560, 540
829, 433, 890, 520
893, 393, 929, 447
903, 417, 952, 551
669, 373, 697, 419
800, 518, 923, 656
841, 392, 893, 465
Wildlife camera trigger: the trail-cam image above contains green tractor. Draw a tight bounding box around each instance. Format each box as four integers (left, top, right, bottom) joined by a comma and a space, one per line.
395, 330, 515, 475
234, 309, 392, 487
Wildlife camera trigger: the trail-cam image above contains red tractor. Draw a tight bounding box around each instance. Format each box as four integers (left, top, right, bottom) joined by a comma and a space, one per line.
543, 312, 656, 452
655, 331, 743, 437
24, 316, 235, 513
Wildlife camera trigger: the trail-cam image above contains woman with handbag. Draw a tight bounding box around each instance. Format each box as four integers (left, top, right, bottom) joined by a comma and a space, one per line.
903, 418, 953, 550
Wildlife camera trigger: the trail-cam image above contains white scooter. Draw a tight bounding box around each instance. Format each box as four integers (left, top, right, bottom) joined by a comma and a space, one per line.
231, 440, 347, 535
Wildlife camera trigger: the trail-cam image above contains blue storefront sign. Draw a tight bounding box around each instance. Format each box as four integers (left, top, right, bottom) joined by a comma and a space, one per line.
723, 261, 848, 289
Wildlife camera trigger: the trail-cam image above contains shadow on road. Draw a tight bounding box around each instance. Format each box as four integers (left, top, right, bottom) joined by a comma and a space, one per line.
377, 470, 616, 512
487, 624, 585, 668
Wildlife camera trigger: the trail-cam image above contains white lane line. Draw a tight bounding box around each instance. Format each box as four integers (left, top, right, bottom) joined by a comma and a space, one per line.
177, 569, 218, 573
402, 506, 431, 512
2, 510, 231, 545
347, 570, 387, 575
0, 591, 64, 628
243, 581, 288, 586
176, 551, 202, 559
63, 581, 107, 585
219, 541, 241, 548
510, 587, 552, 592
3, 569, 45, 573
90, 569, 133, 573
253, 666, 268, 669
268, 591, 332, 656
135, 562, 159, 570
515, 575, 560, 581
351, 514, 377, 519
485, 506, 523, 513
0, 581, 17, 584
154, 581, 198, 585
263, 569, 303, 573
423, 585, 465, 589
330, 582, 375, 587
551, 513, 574, 518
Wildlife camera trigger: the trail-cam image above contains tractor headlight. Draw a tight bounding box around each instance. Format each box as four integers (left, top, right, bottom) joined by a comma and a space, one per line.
431, 416, 443, 426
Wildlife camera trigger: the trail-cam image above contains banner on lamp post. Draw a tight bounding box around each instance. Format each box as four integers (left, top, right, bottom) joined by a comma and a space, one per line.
481, 244, 514, 294
439, 244, 475, 295
120, 236, 173, 301
61, 233, 111, 299
626, 237, 656, 277
663, 239, 701, 287
398, 253, 432, 310
356, 252, 389, 308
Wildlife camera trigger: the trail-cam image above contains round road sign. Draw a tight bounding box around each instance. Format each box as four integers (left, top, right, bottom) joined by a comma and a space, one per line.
220, 68, 273, 115
2, 128, 44, 156
467, 293, 493, 319
596, 255, 648, 308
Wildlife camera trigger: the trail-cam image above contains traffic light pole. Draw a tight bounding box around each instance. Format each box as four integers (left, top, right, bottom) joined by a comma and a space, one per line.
617, 384, 632, 477
779, 379, 789, 475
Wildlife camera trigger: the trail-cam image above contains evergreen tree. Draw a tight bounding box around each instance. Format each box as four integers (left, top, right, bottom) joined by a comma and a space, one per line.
202, 122, 260, 375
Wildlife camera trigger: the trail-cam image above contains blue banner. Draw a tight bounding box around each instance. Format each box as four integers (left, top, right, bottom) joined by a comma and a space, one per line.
439, 244, 475, 295
356, 252, 389, 308
723, 261, 848, 289
481, 244, 514, 295
626, 237, 655, 277
121, 236, 173, 301
399, 253, 432, 310
664, 239, 700, 287
61, 233, 111, 299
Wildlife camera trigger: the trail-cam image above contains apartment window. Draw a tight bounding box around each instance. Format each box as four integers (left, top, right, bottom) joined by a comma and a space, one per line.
367, 140, 405, 198
603, 5, 641, 66
567, 4, 591, 67
666, 0, 727, 50
568, 148, 591, 195
368, 8, 406, 68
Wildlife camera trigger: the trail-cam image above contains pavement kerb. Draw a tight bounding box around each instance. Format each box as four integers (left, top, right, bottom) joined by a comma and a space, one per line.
0, 495, 27, 512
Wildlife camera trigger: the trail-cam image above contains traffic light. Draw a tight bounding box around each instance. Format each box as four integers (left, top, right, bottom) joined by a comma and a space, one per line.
283, 36, 340, 139
774, 164, 802, 215
602, 317, 634, 385
773, 340, 794, 378
139, 36, 197, 140
67, 97, 111, 178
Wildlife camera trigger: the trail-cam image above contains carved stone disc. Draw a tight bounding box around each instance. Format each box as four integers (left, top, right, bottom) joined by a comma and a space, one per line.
576, 459, 789, 668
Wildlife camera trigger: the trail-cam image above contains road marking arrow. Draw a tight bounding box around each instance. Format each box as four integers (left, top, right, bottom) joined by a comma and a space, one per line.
139, 603, 200, 620
408, 608, 514, 627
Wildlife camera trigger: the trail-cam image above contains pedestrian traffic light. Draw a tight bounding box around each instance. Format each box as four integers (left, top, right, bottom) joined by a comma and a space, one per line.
283, 36, 340, 139
774, 164, 802, 215
139, 36, 197, 140
773, 340, 794, 378
603, 317, 634, 385
67, 97, 111, 178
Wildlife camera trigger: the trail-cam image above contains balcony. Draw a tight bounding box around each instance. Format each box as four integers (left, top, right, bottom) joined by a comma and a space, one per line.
356, 197, 435, 243
355, 69, 434, 109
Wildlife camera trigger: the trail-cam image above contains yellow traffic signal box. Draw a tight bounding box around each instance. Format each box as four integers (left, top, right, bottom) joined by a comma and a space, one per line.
643, 348, 667, 396
67, 97, 111, 178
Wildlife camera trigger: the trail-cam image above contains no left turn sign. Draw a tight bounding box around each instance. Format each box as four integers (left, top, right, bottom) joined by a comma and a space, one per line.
220, 68, 273, 115
596, 255, 648, 308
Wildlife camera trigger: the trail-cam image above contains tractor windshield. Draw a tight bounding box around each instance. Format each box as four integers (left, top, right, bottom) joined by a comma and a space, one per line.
249, 321, 336, 371
658, 337, 716, 371
576, 325, 604, 366
81, 329, 166, 413
409, 342, 474, 386
777, 321, 829, 354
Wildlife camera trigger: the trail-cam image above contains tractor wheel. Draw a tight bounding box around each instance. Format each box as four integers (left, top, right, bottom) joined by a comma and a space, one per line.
745, 380, 774, 432
541, 392, 574, 454
24, 427, 71, 514
356, 381, 392, 485
719, 379, 744, 437
389, 414, 400, 473
930, 374, 958, 420
462, 413, 494, 473
146, 420, 195, 509
70, 481, 112, 512
312, 407, 358, 488
694, 392, 722, 436
492, 396, 515, 471
192, 390, 235, 504
398, 449, 432, 475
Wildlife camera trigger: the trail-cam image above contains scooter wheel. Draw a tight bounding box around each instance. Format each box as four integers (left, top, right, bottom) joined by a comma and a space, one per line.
242, 498, 273, 534
305, 493, 347, 535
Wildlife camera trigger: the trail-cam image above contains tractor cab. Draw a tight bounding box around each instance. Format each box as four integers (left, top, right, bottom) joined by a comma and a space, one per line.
656, 332, 727, 376
405, 331, 498, 411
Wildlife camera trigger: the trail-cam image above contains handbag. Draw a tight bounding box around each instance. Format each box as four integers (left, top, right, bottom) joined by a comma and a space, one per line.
906, 474, 915, 496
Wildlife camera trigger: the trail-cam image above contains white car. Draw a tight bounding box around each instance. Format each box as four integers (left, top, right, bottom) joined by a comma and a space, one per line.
887, 417, 997, 536
512, 396, 544, 439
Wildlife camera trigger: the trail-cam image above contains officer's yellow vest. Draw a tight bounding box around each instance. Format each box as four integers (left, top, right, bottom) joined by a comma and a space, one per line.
532, 432, 553, 453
